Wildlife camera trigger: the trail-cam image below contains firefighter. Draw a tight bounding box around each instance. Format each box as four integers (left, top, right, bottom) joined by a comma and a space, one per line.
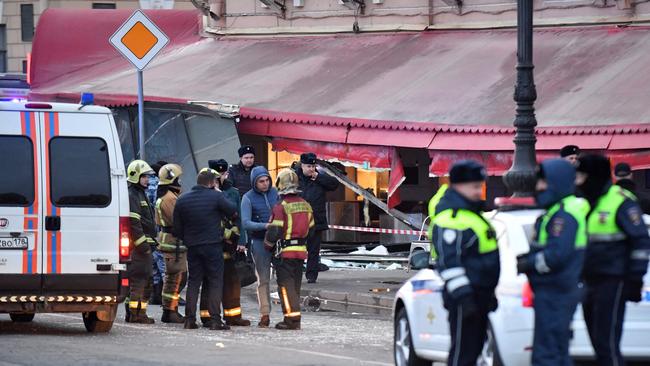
154, 163, 186, 324
126, 160, 157, 324
577, 154, 650, 366
430, 160, 499, 366
198, 161, 251, 327
517, 159, 589, 366
265, 169, 315, 330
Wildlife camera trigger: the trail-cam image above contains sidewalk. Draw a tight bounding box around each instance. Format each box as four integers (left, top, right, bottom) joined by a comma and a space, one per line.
300, 268, 413, 310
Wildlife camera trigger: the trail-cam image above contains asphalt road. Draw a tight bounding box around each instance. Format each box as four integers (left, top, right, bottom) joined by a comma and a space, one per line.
0, 289, 394, 366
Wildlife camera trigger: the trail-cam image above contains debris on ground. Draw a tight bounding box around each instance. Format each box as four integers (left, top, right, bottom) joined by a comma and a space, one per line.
350, 245, 389, 256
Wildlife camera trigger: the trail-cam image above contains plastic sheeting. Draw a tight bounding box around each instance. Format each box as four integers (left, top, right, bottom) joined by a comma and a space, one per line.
112, 103, 240, 191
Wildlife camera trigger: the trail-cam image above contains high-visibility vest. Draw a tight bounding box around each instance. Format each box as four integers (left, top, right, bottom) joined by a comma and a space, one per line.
427, 184, 448, 260
587, 185, 636, 242
537, 195, 589, 248
431, 208, 498, 257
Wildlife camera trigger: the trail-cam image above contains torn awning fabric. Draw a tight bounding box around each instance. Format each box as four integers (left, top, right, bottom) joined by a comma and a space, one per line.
270, 138, 405, 208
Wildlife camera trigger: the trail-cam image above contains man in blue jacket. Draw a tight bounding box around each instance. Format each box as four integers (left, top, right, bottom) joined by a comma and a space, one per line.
241, 166, 279, 327
173, 169, 237, 330
517, 159, 590, 366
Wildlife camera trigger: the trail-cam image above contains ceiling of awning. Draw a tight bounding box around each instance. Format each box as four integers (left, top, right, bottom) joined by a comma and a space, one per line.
30, 11, 650, 128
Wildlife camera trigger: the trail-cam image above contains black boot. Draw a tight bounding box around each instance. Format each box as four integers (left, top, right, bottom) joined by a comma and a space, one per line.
226, 317, 251, 327
184, 319, 198, 329
127, 309, 155, 324
150, 283, 163, 305
209, 320, 231, 331
161, 309, 185, 324
275, 317, 301, 330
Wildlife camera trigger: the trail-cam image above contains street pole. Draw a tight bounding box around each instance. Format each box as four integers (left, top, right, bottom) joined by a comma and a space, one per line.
503, 0, 538, 197
137, 69, 145, 161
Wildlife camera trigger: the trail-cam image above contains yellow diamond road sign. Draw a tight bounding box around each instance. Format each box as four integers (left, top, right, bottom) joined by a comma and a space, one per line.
110, 10, 169, 70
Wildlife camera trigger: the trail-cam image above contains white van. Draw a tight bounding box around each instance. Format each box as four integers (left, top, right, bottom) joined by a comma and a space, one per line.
0, 101, 130, 333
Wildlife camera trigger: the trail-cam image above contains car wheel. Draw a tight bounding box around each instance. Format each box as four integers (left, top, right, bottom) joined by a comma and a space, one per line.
478, 324, 504, 366
394, 308, 430, 366
9, 313, 35, 322
83, 311, 114, 333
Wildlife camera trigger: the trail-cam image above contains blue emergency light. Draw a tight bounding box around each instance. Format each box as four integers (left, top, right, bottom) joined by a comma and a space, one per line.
80, 92, 94, 105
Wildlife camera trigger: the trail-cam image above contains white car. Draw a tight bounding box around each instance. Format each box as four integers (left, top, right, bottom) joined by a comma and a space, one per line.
393, 209, 650, 366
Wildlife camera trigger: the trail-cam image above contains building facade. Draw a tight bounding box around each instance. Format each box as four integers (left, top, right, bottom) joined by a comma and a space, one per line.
205, 0, 650, 34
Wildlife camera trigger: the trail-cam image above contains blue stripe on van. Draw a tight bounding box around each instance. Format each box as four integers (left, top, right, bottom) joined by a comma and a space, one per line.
27, 219, 33, 273
49, 112, 56, 274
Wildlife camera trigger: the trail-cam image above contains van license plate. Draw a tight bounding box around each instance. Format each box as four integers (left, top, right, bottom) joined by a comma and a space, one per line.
0, 237, 28, 249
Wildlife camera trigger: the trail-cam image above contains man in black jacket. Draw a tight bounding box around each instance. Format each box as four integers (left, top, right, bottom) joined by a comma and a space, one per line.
295, 153, 339, 283
173, 169, 237, 330
228, 145, 257, 197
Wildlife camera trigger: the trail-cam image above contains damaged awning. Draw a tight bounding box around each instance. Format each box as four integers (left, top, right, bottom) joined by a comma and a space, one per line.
269, 137, 405, 209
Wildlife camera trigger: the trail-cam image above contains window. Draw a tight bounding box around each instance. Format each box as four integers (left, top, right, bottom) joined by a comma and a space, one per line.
0, 26, 6, 73
21, 4, 34, 42
92, 3, 116, 9
49, 137, 111, 207
0, 136, 34, 206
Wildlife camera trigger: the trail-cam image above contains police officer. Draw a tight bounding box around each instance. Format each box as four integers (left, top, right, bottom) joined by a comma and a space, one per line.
560, 145, 580, 167
126, 160, 157, 324
229, 145, 257, 197
265, 169, 315, 330
517, 159, 589, 366
430, 160, 499, 366
577, 154, 650, 366
154, 163, 186, 324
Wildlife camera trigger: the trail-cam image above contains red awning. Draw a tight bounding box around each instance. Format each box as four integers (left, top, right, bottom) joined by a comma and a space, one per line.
429, 150, 650, 176
271, 138, 405, 208
29, 9, 201, 106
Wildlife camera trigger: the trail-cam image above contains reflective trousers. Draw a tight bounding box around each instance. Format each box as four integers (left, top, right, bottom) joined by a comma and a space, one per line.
162, 251, 187, 311
275, 258, 303, 322
127, 247, 153, 311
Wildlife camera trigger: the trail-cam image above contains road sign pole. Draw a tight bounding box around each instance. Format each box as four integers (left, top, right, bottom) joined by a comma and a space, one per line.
137, 69, 145, 160
110, 10, 169, 161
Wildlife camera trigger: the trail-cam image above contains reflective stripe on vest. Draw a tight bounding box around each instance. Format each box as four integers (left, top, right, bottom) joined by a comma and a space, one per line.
587, 185, 635, 242
537, 195, 589, 248
431, 209, 497, 254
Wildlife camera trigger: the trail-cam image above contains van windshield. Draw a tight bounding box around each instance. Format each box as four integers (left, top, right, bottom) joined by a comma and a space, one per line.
0, 135, 34, 206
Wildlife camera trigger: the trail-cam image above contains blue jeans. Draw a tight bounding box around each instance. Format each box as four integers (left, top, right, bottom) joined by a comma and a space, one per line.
185, 244, 224, 323
152, 249, 165, 285
250, 238, 272, 316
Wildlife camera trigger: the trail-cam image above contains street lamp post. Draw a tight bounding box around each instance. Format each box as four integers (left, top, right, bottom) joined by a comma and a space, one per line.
503, 0, 538, 197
